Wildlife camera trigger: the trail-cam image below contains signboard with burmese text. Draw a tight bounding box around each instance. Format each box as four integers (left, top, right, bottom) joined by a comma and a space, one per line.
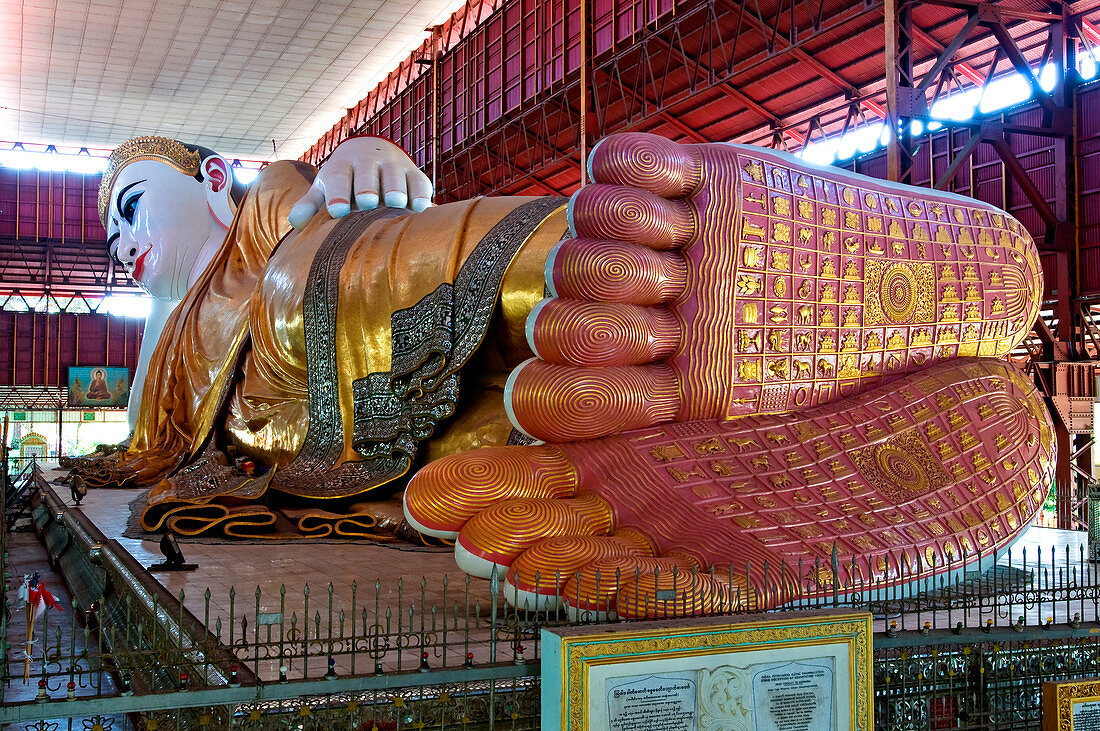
541, 609, 871, 731
1043, 678, 1100, 731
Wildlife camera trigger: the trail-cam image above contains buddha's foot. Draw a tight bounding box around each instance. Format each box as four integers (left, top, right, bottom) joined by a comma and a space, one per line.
507, 133, 1043, 442
407, 359, 1054, 618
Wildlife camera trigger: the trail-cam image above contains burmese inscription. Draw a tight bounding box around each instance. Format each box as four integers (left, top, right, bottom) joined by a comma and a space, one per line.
607, 673, 697, 731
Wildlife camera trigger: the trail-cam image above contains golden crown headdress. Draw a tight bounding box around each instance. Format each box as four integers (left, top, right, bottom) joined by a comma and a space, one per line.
98, 136, 201, 227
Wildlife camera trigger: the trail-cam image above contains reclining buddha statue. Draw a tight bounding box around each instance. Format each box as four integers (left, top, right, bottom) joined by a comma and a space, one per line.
77, 131, 1051, 617
78, 133, 565, 538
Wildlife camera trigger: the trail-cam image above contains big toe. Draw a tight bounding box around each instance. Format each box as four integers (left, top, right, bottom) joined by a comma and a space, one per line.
455, 493, 614, 578
505, 530, 655, 612
403, 445, 577, 539
587, 132, 702, 198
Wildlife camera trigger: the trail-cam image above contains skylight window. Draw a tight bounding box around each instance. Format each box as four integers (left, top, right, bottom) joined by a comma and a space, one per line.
0, 142, 264, 185
0, 145, 109, 173
799, 49, 1100, 166
0, 293, 152, 319
102, 295, 152, 319
232, 167, 261, 185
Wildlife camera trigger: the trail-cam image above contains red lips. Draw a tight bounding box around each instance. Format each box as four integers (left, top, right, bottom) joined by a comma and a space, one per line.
132, 249, 149, 281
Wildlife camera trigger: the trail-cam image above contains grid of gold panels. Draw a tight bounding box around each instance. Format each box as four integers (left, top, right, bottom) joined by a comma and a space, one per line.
726, 147, 1040, 419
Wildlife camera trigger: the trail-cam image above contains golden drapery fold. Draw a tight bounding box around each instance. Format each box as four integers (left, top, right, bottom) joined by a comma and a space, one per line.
121, 161, 316, 485
103, 161, 567, 538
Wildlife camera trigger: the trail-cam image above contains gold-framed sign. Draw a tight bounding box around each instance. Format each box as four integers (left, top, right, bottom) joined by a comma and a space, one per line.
541, 608, 872, 730
1043, 678, 1100, 730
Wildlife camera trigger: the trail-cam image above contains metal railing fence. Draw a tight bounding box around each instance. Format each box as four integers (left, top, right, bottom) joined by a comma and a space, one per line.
2, 465, 1098, 729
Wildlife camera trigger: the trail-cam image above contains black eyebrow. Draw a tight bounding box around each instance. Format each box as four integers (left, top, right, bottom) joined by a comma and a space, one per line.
106, 232, 121, 265
115, 179, 146, 216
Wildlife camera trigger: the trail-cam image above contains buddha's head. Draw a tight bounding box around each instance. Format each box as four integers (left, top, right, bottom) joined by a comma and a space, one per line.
99, 136, 245, 300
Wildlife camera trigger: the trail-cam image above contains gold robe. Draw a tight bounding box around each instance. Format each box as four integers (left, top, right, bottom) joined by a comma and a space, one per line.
119, 161, 565, 538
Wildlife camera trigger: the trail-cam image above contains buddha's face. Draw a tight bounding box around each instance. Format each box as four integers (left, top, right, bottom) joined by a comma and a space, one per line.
105, 160, 217, 300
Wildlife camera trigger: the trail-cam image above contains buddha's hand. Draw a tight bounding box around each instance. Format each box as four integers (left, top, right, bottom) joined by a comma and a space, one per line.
506, 132, 1042, 442
288, 136, 432, 228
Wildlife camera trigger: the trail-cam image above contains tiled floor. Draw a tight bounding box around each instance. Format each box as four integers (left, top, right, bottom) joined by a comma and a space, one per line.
46, 473, 490, 597
4, 530, 118, 703
40, 474, 509, 680
23, 470, 1100, 682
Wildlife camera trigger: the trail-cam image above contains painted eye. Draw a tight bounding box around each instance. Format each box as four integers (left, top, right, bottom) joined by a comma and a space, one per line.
121, 191, 142, 223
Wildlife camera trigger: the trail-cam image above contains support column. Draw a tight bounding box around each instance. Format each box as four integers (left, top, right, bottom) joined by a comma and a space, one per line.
885, 0, 917, 183
1052, 5, 1081, 527
430, 26, 441, 198
578, 0, 592, 187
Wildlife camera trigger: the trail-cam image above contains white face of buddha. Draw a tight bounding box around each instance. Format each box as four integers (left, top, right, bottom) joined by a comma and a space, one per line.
106, 159, 224, 301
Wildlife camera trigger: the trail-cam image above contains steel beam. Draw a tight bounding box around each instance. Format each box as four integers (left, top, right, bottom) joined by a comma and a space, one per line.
716, 0, 884, 120
443, 123, 577, 199
985, 18, 1060, 119
886, 0, 917, 183
986, 136, 1060, 230
921, 0, 1061, 23
641, 31, 785, 132
580, 0, 591, 184
453, 140, 568, 198
1057, 415, 1075, 528
914, 12, 983, 92
933, 130, 983, 190
435, 0, 884, 189
1052, 6, 1081, 527
910, 26, 986, 85
592, 55, 713, 143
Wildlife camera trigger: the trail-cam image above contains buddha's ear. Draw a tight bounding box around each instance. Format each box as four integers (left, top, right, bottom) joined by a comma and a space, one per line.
201, 155, 236, 229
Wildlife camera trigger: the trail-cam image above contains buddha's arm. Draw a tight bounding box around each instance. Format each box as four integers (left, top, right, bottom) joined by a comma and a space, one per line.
127, 296, 180, 431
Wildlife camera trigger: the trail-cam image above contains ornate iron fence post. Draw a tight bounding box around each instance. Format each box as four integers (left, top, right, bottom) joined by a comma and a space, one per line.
1088, 480, 1100, 562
